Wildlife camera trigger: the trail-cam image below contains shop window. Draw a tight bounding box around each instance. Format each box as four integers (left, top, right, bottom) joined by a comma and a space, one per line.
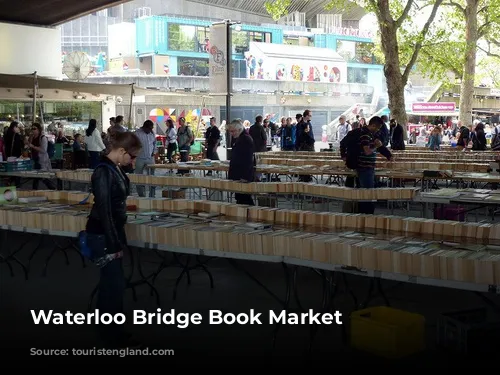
336, 40, 378, 64
178, 57, 209, 76
347, 67, 368, 84
168, 24, 210, 53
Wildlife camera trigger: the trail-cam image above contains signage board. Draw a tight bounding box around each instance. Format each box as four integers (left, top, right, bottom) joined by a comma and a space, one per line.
411, 102, 456, 113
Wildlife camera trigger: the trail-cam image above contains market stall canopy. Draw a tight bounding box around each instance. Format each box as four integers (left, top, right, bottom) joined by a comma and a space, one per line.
0, 73, 188, 97
0, 0, 131, 26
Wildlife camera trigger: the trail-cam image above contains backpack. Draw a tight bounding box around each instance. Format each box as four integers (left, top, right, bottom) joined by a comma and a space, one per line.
340, 128, 363, 170
180, 126, 195, 146
188, 126, 195, 146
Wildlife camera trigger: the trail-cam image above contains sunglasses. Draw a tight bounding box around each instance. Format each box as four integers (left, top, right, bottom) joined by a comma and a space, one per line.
126, 151, 138, 160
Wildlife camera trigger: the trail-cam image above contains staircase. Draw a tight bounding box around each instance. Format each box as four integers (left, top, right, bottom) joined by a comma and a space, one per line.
326, 92, 381, 141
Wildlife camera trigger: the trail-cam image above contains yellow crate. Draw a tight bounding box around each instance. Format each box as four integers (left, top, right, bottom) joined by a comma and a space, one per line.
350, 306, 425, 358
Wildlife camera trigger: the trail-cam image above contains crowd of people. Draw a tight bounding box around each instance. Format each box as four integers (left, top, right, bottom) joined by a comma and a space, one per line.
409, 120, 496, 151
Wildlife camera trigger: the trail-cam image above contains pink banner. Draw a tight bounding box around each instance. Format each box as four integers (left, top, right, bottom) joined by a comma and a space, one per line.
411, 102, 456, 112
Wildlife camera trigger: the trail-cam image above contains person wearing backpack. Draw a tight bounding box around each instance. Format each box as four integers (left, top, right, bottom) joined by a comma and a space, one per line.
28, 123, 55, 190
340, 116, 392, 214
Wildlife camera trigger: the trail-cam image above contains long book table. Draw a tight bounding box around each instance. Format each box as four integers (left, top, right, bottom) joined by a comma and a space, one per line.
54, 170, 420, 201
3, 190, 500, 291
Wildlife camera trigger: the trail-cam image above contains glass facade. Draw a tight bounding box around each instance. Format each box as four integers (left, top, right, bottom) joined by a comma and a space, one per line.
177, 57, 247, 78
283, 36, 314, 47
347, 67, 368, 84
0, 101, 102, 128
167, 23, 272, 56
232, 30, 272, 55
168, 24, 210, 53
177, 57, 209, 76
336, 40, 378, 64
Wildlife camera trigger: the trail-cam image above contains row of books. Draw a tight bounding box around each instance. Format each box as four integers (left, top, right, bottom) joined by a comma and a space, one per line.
258, 158, 490, 172
1, 200, 500, 285
53, 171, 420, 200
258, 151, 497, 162
14, 190, 500, 243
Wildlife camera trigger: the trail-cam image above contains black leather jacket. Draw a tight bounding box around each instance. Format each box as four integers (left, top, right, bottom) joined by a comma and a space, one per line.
85, 156, 130, 253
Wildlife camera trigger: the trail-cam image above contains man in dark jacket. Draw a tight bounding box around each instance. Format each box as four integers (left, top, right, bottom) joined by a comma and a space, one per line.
356, 116, 392, 214
295, 109, 315, 182
295, 109, 315, 151
249, 115, 267, 153
228, 119, 255, 205
377, 115, 390, 146
389, 119, 405, 150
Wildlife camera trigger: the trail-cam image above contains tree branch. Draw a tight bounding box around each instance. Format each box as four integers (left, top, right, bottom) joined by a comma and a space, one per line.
478, 5, 489, 14
402, 0, 445, 83
444, 0, 466, 15
367, 0, 381, 17
395, 0, 415, 28
488, 39, 500, 48
479, 21, 492, 38
477, 45, 500, 59
420, 49, 462, 76
376, 0, 392, 22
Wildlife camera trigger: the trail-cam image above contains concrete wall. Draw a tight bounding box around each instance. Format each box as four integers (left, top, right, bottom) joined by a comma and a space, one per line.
85, 75, 374, 98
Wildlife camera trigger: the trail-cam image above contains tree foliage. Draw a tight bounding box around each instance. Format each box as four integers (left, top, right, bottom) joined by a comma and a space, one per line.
416, 0, 500, 83
476, 54, 500, 86
265, 0, 443, 130
264, 0, 292, 21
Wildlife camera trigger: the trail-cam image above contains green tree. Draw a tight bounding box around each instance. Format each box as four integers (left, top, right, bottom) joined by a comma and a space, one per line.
264, 0, 292, 21
415, 0, 500, 125
265, 0, 444, 135
476, 54, 500, 87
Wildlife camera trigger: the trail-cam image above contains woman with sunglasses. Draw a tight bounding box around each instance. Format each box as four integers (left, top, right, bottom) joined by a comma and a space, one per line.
85, 131, 142, 348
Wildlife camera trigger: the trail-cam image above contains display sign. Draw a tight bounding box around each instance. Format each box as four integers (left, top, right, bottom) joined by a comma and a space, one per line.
411, 102, 456, 112
0, 186, 17, 204
209, 23, 230, 95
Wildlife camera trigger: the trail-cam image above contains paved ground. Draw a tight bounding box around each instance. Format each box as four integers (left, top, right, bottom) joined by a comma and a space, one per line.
2, 230, 500, 367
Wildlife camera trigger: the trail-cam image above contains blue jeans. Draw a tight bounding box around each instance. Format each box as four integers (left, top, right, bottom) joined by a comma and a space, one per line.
134, 157, 155, 197
357, 168, 375, 214
89, 151, 100, 169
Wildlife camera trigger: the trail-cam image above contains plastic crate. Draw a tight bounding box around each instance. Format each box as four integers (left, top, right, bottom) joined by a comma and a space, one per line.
350, 306, 425, 358
437, 307, 500, 356
4, 160, 33, 172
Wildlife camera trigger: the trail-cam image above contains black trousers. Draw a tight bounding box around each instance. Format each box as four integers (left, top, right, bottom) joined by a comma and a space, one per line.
235, 193, 254, 205
206, 143, 220, 160
96, 228, 127, 345
166, 143, 177, 163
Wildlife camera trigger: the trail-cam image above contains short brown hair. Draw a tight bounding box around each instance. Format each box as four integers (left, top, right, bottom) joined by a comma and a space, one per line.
107, 131, 142, 155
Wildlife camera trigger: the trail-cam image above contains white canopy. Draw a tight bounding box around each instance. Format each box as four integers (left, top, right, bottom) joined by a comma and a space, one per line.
0, 72, 187, 97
